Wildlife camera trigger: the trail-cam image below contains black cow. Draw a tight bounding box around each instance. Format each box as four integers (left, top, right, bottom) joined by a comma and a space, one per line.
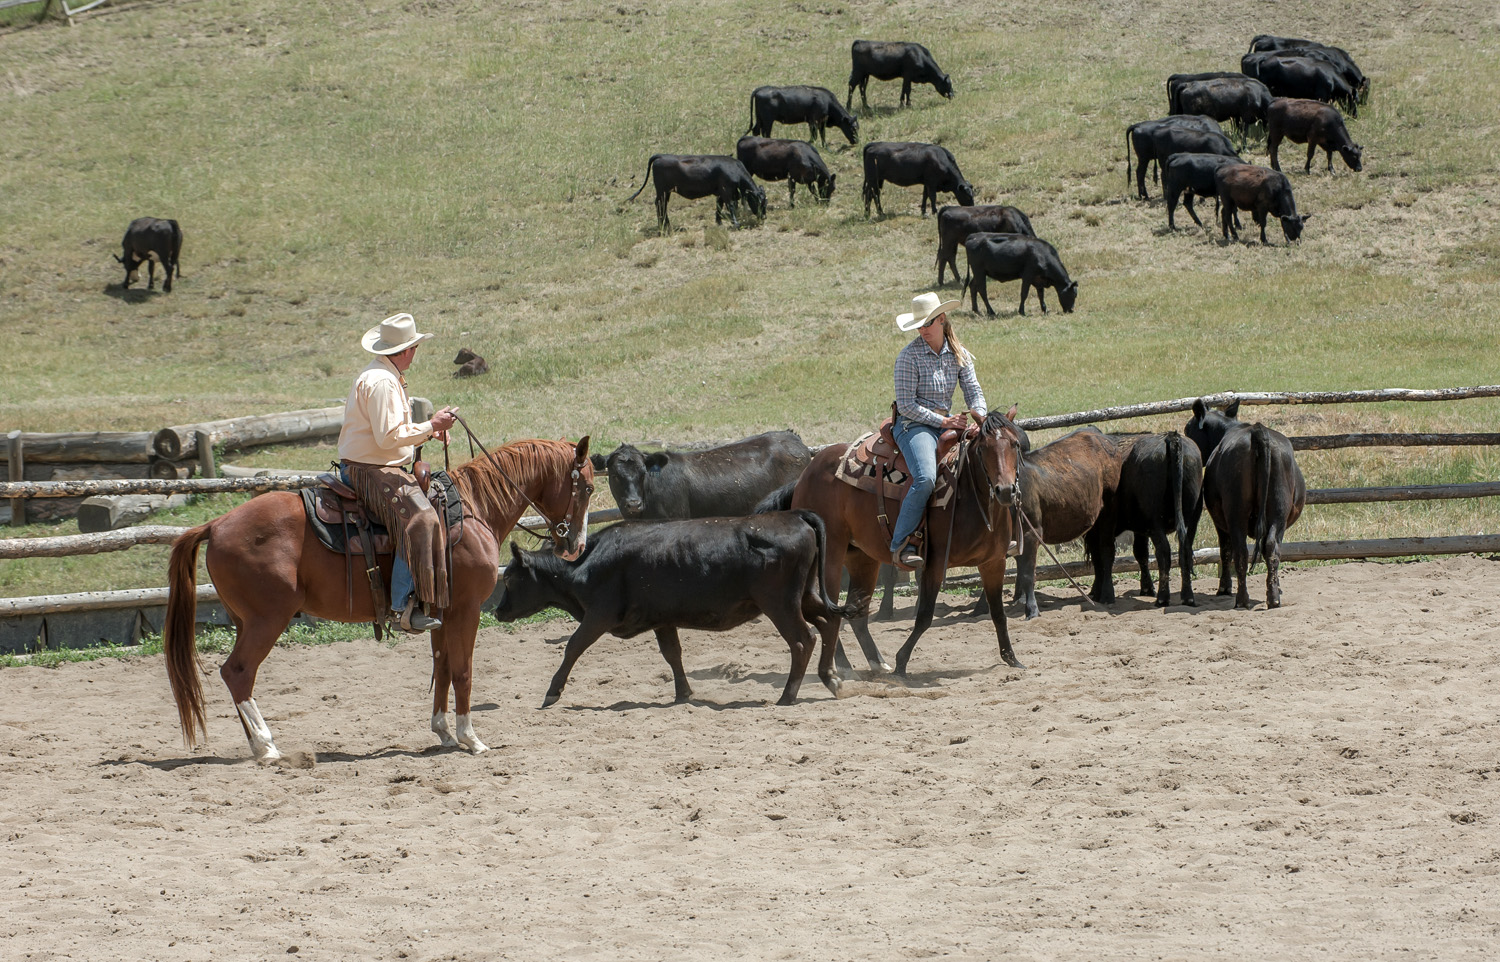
735, 136, 835, 207
1141, 126, 1241, 201
1162, 152, 1243, 230
1184, 399, 1306, 609
1092, 432, 1204, 608
846, 40, 954, 110
626, 154, 767, 233
591, 430, 812, 520
1173, 76, 1273, 137
746, 85, 859, 147
1125, 115, 1228, 199
114, 217, 182, 293
1242, 53, 1358, 116
934, 204, 1035, 286
862, 141, 974, 217
961, 232, 1077, 316
492, 512, 853, 706
1267, 98, 1363, 173
1247, 36, 1369, 102
1166, 71, 1247, 113
1215, 163, 1310, 244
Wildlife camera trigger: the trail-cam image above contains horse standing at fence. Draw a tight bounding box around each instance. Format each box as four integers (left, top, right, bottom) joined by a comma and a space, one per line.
163, 436, 593, 762
791, 406, 1026, 676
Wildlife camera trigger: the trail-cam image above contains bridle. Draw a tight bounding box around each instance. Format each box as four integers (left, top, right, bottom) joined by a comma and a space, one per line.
451, 412, 589, 547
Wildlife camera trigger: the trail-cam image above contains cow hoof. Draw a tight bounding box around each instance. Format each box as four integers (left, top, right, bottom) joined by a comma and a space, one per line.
674, 689, 693, 704
1155, 596, 1170, 609
541, 692, 561, 708
1002, 654, 1026, 670
1181, 595, 1198, 607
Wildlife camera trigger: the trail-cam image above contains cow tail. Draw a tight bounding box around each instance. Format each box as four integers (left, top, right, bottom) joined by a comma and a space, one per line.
745, 92, 756, 135
168, 219, 183, 275
1248, 426, 1272, 572
798, 509, 857, 619
625, 157, 656, 203
1124, 124, 1134, 192
1018, 209, 1036, 237
1166, 431, 1187, 548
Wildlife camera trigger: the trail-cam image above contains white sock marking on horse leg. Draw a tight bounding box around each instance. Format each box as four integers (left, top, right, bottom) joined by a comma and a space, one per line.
431, 711, 458, 747
454, 714, 489, 754
235, 699, 282, 762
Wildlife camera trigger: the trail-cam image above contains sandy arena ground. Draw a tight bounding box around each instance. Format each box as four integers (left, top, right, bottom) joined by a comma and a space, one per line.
3, 556, 1500, 961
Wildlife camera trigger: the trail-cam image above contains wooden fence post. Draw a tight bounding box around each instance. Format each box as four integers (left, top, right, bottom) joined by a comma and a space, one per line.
7, 430, 24, 527
196, 430, 217, 479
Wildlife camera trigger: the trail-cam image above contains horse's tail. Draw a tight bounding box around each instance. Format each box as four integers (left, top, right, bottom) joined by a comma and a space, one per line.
798, 509, 856, 619
1167, 430, 1187, 548
625, 156, 657, 202
164, 522, 212, 749
1248, 425, 1273, 572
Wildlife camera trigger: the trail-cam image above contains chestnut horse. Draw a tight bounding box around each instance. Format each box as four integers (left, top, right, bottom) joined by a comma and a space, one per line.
163, 437, 594, 762
791, 407, 1027, 676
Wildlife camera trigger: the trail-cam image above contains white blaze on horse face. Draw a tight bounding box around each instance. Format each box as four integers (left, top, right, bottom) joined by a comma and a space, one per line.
454, 714, 489, 754
236, 699, 282, 762
561, 510, 588, 561
431, 711, 459, 747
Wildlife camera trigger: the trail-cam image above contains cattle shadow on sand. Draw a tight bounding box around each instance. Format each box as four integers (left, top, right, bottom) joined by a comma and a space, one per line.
562, 697, 777, 713
103, 283, 156, 304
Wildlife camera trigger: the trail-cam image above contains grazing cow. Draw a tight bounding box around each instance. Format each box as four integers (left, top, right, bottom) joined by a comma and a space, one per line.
1162, 152, 1243, 230
962, 232, 1077, 316
1174, 76, 1274, 137
451, 347, 488, 378
1215, 163, 1310, 244
626, 154, 767, 233
735, 136, 836, 207
1184, 399, 1306, 609
1247, 36, 1369, 102
1266, 98, 1363, 173
1166, 71, 1247, 113
1140, 125, 1241, 201
114, 217, 182, 293
846, 40, 954, 110
492, 512, 853, 706
591, 430, 812, 520
1009, 428, 1126, 620
934, 204, 1035, 286
1090, 432, 1203, 608
746, 85, 859, 147
1242, 53, 1358, 116
1125, 115, 1229, 199
862, 141, 974, 217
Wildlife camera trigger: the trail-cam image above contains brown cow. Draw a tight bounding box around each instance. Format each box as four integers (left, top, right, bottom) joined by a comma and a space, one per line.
1267, 97, 1363, 173
452, 348, 488, 378
1215, 164, 1310, 244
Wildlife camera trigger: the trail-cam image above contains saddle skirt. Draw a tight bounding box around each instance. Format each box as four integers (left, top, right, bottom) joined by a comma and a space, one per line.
834, 417, 961, 508
302, 468, 466, 556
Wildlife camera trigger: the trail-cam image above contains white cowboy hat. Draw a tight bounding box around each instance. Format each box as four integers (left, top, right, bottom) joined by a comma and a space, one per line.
361, 312, 434, 355
896, 291, 961, 332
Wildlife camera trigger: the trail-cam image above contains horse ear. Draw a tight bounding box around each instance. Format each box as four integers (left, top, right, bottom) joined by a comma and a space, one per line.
1224, 399, 1241, 419
589, 453, 607, 471
1006, 403, 1019, 421
969, 410, 983, 426
575, 435, 590, 460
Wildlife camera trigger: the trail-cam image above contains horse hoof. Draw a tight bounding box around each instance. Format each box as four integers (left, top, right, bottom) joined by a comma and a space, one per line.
875, 661, 893, 673
822, 675, 843, 697
459, 738, 489, 754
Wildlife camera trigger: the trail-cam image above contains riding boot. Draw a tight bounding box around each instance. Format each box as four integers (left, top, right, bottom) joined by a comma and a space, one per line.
894, 529, 926, 570
398, 600, 443, 634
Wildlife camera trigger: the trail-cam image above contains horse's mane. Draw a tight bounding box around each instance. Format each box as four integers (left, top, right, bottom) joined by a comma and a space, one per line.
448, 438, 572, 521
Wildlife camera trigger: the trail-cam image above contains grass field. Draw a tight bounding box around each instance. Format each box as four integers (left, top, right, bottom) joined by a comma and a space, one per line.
1, 0, 1498, 596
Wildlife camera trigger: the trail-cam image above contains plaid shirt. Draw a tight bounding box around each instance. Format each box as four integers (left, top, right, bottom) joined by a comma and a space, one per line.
893, 336, 987, 429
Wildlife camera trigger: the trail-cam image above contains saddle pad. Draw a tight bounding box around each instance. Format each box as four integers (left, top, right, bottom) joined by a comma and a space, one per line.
834, 433, 957, 509
303, 469, 466, 556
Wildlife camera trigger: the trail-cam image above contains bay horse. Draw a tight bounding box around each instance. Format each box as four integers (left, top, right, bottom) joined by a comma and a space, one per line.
163, 437, 594, 762
791, 407, 1027, 676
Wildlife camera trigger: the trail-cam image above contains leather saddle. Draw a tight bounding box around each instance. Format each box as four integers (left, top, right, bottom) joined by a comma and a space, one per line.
836, 416, 963, 505
303, 467, 466, 556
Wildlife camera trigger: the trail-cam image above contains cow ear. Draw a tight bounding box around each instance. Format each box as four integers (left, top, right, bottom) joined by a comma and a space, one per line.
1192, 398, 1208, 422
1302, 213, 1314, 221
589, 453, 607, 471
575, 435, 590, 461
644, 451, 670, 470
1224, 399, 1241, 419
510, 541, 526, 566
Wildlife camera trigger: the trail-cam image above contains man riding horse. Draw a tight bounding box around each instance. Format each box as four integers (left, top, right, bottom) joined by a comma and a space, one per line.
337, 312, 460, 633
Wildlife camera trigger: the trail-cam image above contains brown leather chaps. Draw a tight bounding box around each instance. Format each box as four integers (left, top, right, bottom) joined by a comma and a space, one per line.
343, 462, 449, 610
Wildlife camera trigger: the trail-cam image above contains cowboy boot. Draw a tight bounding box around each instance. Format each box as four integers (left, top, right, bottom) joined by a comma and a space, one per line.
398, 600, 443, 633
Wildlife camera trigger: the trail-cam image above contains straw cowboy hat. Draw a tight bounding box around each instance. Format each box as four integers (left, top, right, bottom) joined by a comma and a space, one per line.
361, 312, 435, 355
896, 291, 961, 332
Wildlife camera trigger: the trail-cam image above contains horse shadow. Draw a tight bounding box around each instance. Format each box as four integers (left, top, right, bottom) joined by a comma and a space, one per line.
102, 283, 155, 304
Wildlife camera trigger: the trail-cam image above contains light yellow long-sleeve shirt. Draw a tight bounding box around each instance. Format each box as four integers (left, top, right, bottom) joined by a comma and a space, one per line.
336, 355, 435, 466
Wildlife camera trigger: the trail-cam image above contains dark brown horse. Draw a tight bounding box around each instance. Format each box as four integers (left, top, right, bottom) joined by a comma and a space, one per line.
791, 407, 1027, 676
164, 437, 593, 762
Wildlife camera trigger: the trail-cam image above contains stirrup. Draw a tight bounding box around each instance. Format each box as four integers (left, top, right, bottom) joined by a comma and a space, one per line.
397, 602, 443, 634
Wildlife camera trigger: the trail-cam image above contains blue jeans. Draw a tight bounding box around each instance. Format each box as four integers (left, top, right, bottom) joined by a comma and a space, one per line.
890, 418, 940, 554
341, 463, 415, 612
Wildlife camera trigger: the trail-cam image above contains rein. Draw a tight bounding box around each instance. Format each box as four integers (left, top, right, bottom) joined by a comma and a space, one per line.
451, 413, 583, 544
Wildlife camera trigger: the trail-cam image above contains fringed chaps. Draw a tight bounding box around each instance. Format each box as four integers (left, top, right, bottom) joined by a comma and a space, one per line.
344, 463, 450, 610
